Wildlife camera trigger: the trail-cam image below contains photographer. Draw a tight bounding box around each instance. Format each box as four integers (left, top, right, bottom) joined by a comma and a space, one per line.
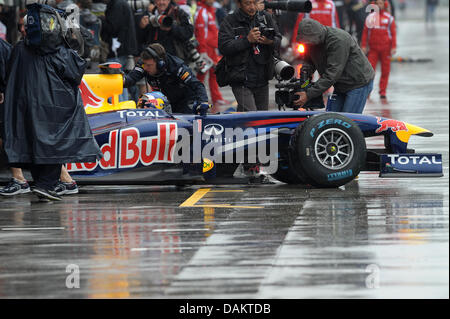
123, 43, 209, 114
138, 0, 194, 61
218, 0, 281, 112
294, 18, 374, 114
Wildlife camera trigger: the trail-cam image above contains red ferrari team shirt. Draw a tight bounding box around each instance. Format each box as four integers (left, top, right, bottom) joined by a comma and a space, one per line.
361, 9, 397, 51
292, 0, 340, 45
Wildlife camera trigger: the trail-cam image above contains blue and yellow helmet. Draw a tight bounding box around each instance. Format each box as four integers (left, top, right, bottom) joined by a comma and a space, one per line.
137, 92, 169, 110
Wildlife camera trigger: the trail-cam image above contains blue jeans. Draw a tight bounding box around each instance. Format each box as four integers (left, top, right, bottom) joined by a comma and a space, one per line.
326, 80, 373, 114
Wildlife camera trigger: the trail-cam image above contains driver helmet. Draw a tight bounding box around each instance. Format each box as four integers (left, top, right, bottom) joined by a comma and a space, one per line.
137, 91, 170, 111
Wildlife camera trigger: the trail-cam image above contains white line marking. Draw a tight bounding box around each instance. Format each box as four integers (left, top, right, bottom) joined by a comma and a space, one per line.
152, 229, 208, 232
1, 227, 65, 231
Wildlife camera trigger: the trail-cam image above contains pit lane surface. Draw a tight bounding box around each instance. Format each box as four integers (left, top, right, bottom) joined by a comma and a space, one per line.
0, 14, 448, 299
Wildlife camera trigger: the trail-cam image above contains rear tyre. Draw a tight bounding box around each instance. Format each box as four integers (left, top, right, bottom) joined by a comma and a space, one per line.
289, 113, 366, 188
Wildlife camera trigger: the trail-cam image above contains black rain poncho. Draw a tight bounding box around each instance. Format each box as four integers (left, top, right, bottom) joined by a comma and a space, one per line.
2, 41, 102, 165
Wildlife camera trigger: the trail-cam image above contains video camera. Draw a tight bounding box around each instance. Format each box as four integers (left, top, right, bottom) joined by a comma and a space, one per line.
25, 0, 86, 54
274, 58, 295, 81
274, 62, 325, 110
264, 0, 313, 12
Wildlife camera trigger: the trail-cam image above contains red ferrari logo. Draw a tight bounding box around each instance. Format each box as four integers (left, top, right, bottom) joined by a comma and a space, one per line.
375, 117, 408, 133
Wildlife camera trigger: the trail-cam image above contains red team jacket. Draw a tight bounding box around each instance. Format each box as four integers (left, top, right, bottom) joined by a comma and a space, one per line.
194, 2, 219, 63
361, 9, 397, 51
292, 0, 340, 45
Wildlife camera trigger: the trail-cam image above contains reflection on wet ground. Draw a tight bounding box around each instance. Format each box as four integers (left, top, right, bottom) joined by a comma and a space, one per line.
0, 177, 447, 298
0, 19, 448, 299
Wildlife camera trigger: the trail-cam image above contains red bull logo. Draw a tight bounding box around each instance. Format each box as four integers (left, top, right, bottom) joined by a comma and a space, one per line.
375, 117, 408, 133
79, 78, 104, 109
67, 123, 178, 172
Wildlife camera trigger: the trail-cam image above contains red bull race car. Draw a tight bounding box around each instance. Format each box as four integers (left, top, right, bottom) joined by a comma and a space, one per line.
61, 71, 442, 188
0, 71, 443, 188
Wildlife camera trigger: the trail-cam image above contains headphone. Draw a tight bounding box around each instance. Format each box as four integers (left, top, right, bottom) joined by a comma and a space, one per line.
145, 46, 166, 72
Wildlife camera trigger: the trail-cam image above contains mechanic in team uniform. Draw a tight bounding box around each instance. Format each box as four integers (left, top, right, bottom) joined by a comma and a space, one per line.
361, 0, 396, 100
123, 43, 210, 114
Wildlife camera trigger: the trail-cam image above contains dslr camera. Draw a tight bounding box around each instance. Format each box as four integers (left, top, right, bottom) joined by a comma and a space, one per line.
127, 0, 152, 11
184, 39, 213, 74
127, 0, 173, 28
147, 13, 173, 28
255, 12, 275, 40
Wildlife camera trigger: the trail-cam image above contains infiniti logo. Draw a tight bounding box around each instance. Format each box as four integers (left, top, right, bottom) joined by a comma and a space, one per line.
204, 124, 224, 136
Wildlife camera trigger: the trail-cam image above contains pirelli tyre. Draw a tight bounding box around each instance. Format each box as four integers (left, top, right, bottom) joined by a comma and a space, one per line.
289, 113, 366, 188
270, 146, 307, 184
271, 161, 307, 184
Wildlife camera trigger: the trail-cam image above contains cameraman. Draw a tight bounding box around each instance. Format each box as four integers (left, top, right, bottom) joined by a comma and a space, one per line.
218, 0, 281, 112
123, 43, 209, 114
138, 0, 194, 61
294, 18, 374, 114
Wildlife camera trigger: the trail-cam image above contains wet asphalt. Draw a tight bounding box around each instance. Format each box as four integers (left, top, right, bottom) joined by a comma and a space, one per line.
0, 12, 448, 299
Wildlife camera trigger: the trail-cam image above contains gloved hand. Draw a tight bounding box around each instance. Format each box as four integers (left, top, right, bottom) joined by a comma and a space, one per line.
193, 102, 211, 116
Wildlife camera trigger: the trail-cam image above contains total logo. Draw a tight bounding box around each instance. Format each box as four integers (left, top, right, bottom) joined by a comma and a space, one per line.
386, 154, 442, 165
117, 110, 164, 119
204, 124, 224, 136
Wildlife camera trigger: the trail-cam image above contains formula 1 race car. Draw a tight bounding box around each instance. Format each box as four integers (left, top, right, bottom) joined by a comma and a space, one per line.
59, 71, 442, 188
0, 71, 443, 188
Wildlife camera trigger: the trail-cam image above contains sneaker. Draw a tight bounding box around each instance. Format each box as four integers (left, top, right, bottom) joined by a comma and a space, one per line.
0, 178, 31, 196
32, 187, 62, 201
54, 181, 79, 196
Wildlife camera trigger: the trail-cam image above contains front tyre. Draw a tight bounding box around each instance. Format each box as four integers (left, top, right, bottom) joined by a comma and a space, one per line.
289, 113, 366, 188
